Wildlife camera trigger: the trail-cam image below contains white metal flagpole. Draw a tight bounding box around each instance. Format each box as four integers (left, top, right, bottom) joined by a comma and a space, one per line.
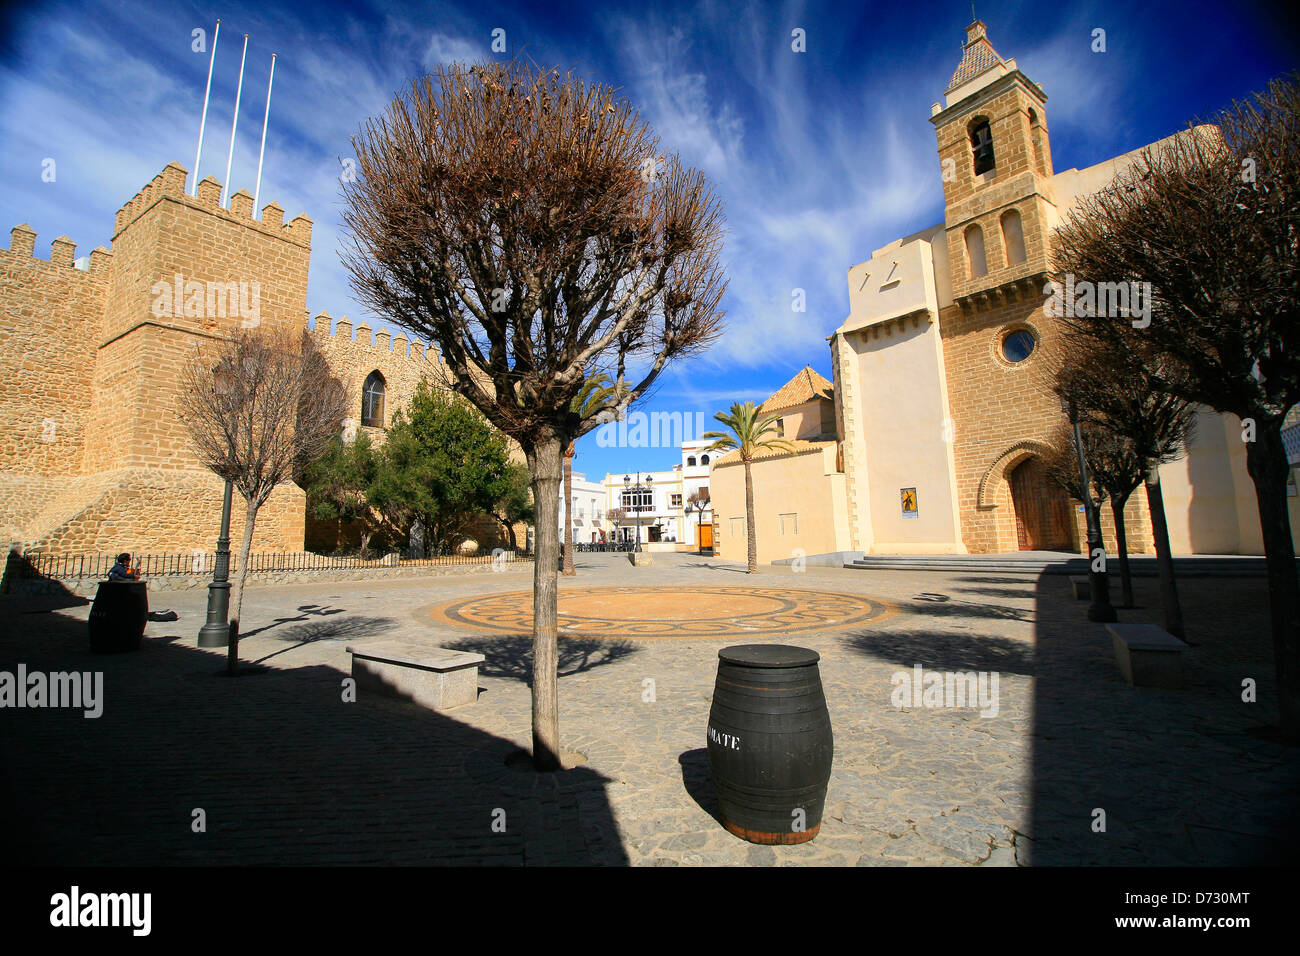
221, 33, 250, 208
192, 19, 221, 195
252, 53, 277, 210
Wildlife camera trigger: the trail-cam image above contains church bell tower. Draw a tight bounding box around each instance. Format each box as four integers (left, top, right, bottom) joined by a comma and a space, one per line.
930, 20, 1058, 308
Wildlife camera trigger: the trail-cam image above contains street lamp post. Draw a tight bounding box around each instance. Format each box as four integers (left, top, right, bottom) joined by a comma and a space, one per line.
199, 359, 238, 648
198, 477, 234, 647
623, 472, 653, 552
1065, 400, 1117, 623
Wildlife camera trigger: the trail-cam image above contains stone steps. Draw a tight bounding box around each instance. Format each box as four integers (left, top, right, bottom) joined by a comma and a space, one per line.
843, 554, 1279, 576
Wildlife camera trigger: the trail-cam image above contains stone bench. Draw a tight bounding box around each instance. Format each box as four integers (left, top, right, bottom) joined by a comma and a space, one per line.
346, 641, 484, 711
1070, 576, 1090, 600
1106, 623, 1189, 689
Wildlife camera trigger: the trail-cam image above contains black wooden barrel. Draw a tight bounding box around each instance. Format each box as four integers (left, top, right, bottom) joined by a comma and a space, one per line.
88, 581, 148, 653
707, 643, 833, 845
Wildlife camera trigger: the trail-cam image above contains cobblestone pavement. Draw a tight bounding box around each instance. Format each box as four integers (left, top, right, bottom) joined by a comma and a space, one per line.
2, 552, 1296, 866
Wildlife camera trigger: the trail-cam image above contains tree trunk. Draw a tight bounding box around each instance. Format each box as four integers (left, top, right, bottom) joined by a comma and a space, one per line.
228, 498, 260, 675
1244, 420, 1300, 743
1143, 470, 1184, 639
743, 458, 757, 573
562, 445, 575, 576
1110, 493, 1134, 608
500, 515, 518, 552
526, 433, 564, 771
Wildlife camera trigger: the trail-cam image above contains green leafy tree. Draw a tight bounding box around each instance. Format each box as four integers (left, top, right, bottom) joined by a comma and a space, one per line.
703, 401, 796, 573
491, 463, 536, 551
368, 382, 513, 555
302, 432, 383, 556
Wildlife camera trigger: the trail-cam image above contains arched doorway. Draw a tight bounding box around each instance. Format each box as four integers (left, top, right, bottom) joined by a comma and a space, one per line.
1009, 456, 1073, 551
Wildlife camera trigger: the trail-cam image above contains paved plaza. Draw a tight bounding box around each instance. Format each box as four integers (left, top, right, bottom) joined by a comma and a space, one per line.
2, 552, 1297, 866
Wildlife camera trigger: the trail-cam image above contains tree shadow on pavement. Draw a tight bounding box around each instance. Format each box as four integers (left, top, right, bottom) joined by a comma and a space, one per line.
441, 634, 640, 683
251, 615, 400, 664
0, 605, 629, 866
842, 628, 1034, 676
1029, 572, 1300, 865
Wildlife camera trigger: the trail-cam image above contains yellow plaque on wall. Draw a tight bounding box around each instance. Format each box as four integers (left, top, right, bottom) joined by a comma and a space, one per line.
901, 487, 918, 519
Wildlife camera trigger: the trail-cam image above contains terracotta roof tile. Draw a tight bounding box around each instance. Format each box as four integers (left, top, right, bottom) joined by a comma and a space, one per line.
713, 439, 836, 468
759, 366, 834, 413
946, 21, 1006, 93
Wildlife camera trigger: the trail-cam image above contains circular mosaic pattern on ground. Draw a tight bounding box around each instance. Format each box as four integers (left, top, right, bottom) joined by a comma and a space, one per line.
428, 586, 895, 640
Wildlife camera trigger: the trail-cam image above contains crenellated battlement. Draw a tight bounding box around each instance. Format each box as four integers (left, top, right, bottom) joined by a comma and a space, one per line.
312, 310, 439, 362
112, 161, 312, 246
2, 223, 113, 277
1, 152, 469, 558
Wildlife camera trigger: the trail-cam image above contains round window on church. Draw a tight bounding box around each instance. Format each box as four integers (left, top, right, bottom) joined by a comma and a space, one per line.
1001, 329, 1036, 363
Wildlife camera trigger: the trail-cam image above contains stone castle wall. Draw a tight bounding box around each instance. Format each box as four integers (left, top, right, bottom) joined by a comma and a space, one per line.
1, 160, 522, 557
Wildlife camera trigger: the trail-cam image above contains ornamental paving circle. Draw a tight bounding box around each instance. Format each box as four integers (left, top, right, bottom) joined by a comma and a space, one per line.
428, 585, 896, 640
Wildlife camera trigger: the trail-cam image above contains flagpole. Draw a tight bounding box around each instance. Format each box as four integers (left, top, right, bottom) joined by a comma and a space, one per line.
252, 53, 277, 211
221, 33, 250, 208
192, 19, 221, 195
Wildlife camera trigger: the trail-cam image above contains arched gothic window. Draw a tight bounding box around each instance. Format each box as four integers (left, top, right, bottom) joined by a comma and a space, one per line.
1001, 209, 1027, 266
1028, 109, 1047, 176
965, 225, 988, 278
970, 118, 995, 175
362, 371, 386, 428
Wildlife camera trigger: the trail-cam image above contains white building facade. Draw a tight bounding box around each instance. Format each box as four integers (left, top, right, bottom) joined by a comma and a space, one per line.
599, 439, 717, 548
559, 472, 608, 544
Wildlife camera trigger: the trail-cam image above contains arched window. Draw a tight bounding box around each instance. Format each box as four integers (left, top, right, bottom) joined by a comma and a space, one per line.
964, 225, 988, 279
362, 371, 386, 428
1001, 209, 1026, 266
1028, 109, 1047, 176
701, 454, 710, 465
969, 118, 995, 175
687, 457, 697, 467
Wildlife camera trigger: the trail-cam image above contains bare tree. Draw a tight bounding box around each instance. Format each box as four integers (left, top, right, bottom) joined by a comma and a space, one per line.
687, 486, 711, 552
1042, 422, 1150, 606
340, 60, 727, 769
606, 507, 628, 544
1052, 338, 1195, 633
179, 328, 348, 672
1053, 75, 1299, 733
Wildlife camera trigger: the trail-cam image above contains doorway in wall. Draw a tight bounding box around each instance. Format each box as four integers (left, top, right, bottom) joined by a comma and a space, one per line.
1009, 456, 1073, 551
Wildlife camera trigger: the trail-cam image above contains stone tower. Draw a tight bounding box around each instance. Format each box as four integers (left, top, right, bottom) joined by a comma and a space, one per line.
929, 21, 1076, 553
1, 162, 317, 554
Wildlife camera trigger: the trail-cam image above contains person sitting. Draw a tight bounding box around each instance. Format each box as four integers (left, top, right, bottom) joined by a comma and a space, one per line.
108, 552, 137, 581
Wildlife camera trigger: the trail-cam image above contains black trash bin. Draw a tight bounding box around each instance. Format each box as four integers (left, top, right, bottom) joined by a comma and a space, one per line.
88, 580, 148, 653
706, 643, 833, 844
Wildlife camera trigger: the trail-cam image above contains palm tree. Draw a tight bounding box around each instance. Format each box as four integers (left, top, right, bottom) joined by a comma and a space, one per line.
563, 373, 620, 576
703, 401, 796, 573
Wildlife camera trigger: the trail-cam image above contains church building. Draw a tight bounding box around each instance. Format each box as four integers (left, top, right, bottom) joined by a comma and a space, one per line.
713, 20, 1295, 564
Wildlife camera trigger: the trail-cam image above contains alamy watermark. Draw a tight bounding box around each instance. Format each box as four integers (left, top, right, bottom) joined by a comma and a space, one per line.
151, 273, 260, 327
596, 411, 710, 448
1, 665, 103, 718
1043, 275, 1152, 328
890, 665, 1000, 718
50, 886, 150, 935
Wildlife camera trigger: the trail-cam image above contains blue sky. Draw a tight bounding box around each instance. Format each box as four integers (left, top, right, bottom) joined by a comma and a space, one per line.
2, 0, 1297, 481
